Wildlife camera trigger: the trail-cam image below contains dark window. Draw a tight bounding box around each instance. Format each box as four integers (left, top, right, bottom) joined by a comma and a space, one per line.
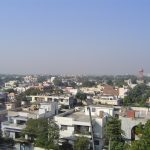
54, 99, 58, 102
94, 140, 99, 145
92, 108, 96, 112
61, 125, 67, 130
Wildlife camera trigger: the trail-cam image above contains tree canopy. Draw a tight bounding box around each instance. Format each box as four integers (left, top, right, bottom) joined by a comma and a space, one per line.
53, 78, 63, 86
105, 117, 126, 150
76, 92, 87, 105
82, 80, 96, 87
124, 84, 150, 106
4, 88, 15, 93
22, 118, 59, 150
25, 88, 42, 96
129, 120, 150, 150
74, 136, 90, 150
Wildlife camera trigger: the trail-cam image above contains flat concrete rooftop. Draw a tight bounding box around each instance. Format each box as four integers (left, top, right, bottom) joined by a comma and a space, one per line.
66, 111, 90, 122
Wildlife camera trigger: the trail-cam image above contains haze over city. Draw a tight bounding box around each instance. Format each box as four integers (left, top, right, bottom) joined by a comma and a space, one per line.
0, 0, 150, 75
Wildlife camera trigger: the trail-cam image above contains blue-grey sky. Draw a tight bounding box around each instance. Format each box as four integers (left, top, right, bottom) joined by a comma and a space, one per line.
0, 0, 150, 75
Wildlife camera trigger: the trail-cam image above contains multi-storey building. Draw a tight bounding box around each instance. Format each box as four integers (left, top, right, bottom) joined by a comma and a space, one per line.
1, 102, 58, 139
93, 95, 120, 106
54, 105, 114, 150
5, 80, 17, 89
26, 95, 76, 108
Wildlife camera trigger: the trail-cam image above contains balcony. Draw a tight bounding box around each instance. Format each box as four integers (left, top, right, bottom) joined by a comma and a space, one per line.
2, 121, 26, 130
74, 125, 91, 137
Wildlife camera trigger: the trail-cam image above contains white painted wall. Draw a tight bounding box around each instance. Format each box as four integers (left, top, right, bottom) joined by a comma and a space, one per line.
84, 106, 114, 117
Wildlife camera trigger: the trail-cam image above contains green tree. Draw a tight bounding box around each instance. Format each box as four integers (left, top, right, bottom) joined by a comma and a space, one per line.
60, 140, 73, 150
74, 136, 90, 150
106, 79, 114, 86
82, 80, 96, 87
129, 140, 147, 150
115, 79, 127, 87
105, 117, 123, 140
43, 86, 54, 94
53, 87, 63, 95
4, 88, 15, 93
135, 122, 143, 136
124, 84, 150, 106
53, 78, 63, 86
129, 120, 150, 150
22, 118, 59, 149
37, 76, 47, 83
76, 92, 87, 104
16, 93, 28, 107
105, 117, 125, 150
68, 81, 77, 88
25, 88, 42, 96
110, 141, 127, 150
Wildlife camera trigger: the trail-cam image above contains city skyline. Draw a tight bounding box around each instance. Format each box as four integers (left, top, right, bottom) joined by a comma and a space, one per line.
0, 0, 150, 75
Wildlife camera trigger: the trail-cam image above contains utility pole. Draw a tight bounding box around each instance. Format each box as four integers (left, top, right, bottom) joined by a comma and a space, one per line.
87, 106, 95, 150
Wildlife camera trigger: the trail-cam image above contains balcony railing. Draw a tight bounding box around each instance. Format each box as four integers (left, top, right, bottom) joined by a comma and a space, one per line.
2, 121, 26, 129
74, 130, 91, 135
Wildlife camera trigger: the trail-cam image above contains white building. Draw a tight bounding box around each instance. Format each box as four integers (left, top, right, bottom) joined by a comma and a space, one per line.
5, 80, 17, 89
50, 77, 56, 83
80, 86, 102, 95
5, 102, 16, 110
118, 87, 128, 99
54, 105, 114, 150
24, 76, 37, 83
64, 87, 78, 95
7, 93, 16, 101
119, 107, 150, 142
93, 95, 120, 106
125, 79, 137, 89
1, 102, 58, 139
26, 95, 76, 108
15, 87, 29, 94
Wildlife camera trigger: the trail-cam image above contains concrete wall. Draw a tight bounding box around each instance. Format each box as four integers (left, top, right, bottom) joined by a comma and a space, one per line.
93, 98, 119, 105
84, 106, 114, 117
119, 116, 147, 140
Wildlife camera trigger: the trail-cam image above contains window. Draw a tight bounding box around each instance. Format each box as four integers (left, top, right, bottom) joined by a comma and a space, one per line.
94, 140, 99, 145
48, 98, 52, 102
54, 99, 58, 102
61, 125, 67, 130
92, 107, 96, 112
74, 125, 90, 135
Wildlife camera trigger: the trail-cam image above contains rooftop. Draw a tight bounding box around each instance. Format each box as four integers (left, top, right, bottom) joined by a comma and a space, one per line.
58, 108, 100, 123
119, 107, 150, 120
66, 111, 91, 122
103, 85, 119, 96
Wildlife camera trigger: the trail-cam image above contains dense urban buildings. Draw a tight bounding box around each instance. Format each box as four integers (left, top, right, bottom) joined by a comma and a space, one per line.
0, 74, 150, 149
0, 1, 149, 149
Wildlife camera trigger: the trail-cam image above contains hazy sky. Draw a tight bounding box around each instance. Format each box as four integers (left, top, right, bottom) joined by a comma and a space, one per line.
0, 0, 150, 75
